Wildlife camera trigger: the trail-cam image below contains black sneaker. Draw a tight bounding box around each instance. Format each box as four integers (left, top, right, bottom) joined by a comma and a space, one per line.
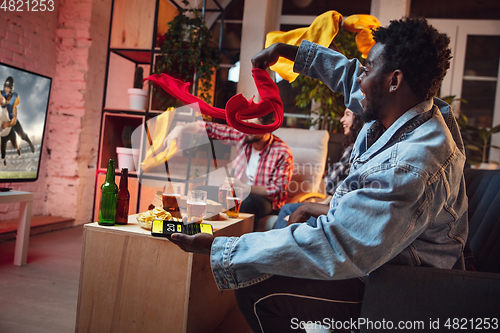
17, 149, 21, 156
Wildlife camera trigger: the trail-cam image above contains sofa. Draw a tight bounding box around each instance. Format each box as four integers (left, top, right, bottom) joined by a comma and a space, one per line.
359, 168, 500, 332
255, 128, 330, 231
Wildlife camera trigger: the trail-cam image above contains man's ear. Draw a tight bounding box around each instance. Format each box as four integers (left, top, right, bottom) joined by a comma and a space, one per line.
389, 70, 403, 92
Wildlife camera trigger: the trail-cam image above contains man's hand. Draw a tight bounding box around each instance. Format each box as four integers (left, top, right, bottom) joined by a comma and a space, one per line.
170, 232, 215, 256
251, 44, 282, 70
251, 43, 299, 70
287, 202, 330, 226
287, 204, 312, 225
0, 95, 5, 106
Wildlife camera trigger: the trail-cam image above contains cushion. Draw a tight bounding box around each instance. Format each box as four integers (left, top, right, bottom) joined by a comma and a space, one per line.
360, 265, 500, 332
464, 168, 500, 273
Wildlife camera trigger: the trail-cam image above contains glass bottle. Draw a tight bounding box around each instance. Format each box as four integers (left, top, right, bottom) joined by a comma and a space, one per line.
115, 168, 130, 225
98, 159, 118, 225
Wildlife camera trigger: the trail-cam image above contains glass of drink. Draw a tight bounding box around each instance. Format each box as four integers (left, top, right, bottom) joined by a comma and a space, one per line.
226, 187, 243, 218
187, 190, 207, 223
162, 184, 182, 219
218, 180, 231, 211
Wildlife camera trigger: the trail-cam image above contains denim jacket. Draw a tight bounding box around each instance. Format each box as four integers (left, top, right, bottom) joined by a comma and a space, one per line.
210, 40, 468, 290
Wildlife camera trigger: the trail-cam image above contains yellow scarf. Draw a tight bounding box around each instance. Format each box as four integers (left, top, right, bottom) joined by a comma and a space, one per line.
265, 11, 380, 83
140, 107, 178, 172
342, 14, 381, 59
266, 10, 343, 83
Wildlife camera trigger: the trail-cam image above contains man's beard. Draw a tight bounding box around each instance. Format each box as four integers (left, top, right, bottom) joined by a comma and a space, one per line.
243, 134, 264, 144
361, 77, 385, 123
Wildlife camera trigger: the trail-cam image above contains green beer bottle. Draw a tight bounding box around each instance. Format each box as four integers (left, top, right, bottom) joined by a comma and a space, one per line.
98, 159, 118, 225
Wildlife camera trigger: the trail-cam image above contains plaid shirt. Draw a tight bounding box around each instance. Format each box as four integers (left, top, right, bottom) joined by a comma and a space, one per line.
204, 122, 293, 210
324, 145, 353, 195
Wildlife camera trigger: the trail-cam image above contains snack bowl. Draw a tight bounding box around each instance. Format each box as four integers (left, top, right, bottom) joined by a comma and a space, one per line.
137, 215, 153, 230
136, 207, 172, 231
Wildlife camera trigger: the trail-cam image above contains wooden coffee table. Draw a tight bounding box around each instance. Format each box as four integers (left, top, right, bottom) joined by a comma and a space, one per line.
75, 213, 253, 333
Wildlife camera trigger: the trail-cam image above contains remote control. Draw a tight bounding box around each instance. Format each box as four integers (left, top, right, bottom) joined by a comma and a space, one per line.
151, 220, 213, 238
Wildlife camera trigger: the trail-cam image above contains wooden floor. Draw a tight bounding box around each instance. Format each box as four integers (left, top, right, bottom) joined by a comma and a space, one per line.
0, 222, 252, 333
0, 215, 75, 241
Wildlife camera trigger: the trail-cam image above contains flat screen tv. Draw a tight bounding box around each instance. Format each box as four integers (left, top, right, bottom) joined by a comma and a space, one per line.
0, 62, 51, 183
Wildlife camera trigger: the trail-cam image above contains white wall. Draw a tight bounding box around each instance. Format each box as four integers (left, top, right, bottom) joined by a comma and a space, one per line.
238, 0, 282, 100
370, 0, 410, 26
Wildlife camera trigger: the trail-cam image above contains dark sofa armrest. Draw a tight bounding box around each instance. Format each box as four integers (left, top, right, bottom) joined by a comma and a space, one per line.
359, 265, 500, 332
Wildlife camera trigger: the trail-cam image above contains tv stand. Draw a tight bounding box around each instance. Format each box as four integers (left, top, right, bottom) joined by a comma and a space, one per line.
0, 190, 33, 265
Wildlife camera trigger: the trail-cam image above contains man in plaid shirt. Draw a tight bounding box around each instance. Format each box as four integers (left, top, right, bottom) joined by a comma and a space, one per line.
167, 112, 293, 222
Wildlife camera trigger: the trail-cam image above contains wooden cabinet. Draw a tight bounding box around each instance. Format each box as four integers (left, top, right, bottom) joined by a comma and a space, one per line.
75, 213, 254, 332
94, 0, 230, 220
109, 0, 157, 50
96, 0, 193, 219
98, 112, 144, 172
94, 0, 164, 219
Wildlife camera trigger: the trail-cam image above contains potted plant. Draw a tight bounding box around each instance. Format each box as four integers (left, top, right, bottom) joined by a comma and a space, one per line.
457, 113, 500, 169
152, 0, 220, 112
290, 29, 362, 165
116, 125, 139, 172
292, 29, 363, 133
127, 67, 148, 110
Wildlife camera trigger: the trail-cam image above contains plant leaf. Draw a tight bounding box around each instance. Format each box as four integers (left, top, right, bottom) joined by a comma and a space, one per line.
491, 124, 500, 133
465, 144, 482, 152
478, 128, 490, 141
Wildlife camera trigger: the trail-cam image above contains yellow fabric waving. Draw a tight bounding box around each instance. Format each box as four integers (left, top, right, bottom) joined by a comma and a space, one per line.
342, 14, 381, 58
141, 108, 178, 172
265, 10, 343, 83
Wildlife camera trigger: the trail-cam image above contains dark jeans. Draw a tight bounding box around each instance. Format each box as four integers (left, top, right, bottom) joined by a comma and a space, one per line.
1, 130, 18, 159
274, 202, 304, 229
12, 120, 31, 144
240, 192, 276, 225
1, 120, 34, 158
235, 274, 365, 333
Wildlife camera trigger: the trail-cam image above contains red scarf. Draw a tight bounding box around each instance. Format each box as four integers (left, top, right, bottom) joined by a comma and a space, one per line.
146, 68, 284, 134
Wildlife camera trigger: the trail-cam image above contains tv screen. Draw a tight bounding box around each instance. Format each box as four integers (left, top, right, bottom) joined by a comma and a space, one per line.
0, 62, 51, 183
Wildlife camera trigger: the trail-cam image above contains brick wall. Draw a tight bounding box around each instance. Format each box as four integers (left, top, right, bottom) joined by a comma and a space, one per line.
0, 0, 111, 224
0, 6, 59, 220
44, 0, 109, 222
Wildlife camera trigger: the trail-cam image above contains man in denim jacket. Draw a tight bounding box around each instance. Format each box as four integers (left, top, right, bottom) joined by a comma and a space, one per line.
171, 18, 468, 332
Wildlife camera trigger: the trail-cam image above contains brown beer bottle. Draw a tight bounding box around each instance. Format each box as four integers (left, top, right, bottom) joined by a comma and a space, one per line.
115, 168, 130, 225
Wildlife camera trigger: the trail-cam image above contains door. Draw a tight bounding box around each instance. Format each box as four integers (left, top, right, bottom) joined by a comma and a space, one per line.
429, 19, 500, 164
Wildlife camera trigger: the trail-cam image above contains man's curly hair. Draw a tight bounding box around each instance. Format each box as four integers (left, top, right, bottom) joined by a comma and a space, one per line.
373, 17, 452, 101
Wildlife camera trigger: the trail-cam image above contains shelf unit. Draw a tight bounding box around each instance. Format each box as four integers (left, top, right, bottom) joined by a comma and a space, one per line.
93, 0, 228, 220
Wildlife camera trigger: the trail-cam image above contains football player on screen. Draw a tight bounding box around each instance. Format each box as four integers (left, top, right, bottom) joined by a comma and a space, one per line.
1, 76, 35, 166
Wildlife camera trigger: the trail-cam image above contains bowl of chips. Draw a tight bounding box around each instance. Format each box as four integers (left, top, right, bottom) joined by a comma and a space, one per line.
136, 207, 172, 230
